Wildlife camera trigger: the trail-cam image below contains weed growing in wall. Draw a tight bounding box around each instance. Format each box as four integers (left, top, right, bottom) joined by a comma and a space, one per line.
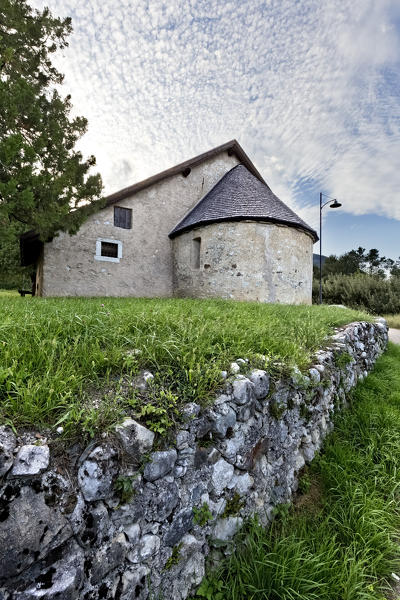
334, 351, 354, 369
129, 388, 180, 436
163, 543, 183, 571
269, 401, 286, 420
222, 493, 244, 518
193, 503, 213, 527
114, 475, 136, 505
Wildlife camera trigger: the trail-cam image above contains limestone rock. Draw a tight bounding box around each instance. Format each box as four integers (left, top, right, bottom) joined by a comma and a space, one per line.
164, 509, 193, 547
230, 362, 241, 374
78, 501, 111, 546
121, 565, 149, 599
249, 369, 270, 399
78, 444, 118, 502
0, 426, 16, 476
167, 551, 205, 600
91, 532, 129, 584
11, 444, 49, 476
123, 522, 141, 544
219, 430, 245, 463
143, 449, 177, 482
140, 534, 161, 561
213, 516, 243, 541
0, 484, 72, 579
209, 404, 236, 438
302, 444, 315, 463
229, 472, 254, 495
182, 402, 201, 419
232, 377, 255, 406
176, 430, 190, 450
308, 368, 321, 384
143, 478, 179, 521
114, 418, 155, 458
293, 451, 305, 471
211, 458, 234, 495
15, 540, 84, 600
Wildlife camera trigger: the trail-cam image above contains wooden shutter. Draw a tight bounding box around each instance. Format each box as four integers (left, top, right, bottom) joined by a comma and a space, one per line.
114, 206, 132, 229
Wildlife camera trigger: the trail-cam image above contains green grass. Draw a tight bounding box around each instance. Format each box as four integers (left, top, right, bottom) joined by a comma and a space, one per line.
0, 289, 18, 297
384, 314, 400, 329
0, 296, 370, 437
192, 343, 400, 600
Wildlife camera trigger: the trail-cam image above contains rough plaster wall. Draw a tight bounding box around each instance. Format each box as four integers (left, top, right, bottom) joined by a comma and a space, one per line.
41, 153, 240, 297
173, 221, 314, 304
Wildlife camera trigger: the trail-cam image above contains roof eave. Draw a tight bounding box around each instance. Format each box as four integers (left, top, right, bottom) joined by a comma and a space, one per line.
169, 216, 319, 243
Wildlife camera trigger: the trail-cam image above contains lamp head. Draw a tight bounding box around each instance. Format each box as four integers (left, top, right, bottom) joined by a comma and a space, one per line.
330, 199, 341, 209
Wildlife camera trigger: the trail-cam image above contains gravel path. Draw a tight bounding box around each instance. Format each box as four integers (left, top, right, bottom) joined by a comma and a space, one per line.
388, 328, 400, 345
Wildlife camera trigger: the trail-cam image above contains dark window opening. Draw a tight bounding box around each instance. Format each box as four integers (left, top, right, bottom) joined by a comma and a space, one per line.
182, 167, 191, 178
101, 241, 118, 258
192, 237, 201, 269
114, 206, 132, 229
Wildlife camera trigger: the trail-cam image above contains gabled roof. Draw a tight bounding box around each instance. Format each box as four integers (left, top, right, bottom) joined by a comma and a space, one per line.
104, 140, 265, 206
169, 164, 318, 242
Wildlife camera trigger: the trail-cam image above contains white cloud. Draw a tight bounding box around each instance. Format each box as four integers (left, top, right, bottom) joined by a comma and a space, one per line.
30, 0, 400, 230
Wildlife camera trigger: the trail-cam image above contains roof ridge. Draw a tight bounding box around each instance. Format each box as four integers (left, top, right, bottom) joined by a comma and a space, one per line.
104, 140, 265, 207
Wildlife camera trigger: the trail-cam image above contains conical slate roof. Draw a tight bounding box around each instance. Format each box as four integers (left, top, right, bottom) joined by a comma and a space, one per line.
169, 165, 318, 242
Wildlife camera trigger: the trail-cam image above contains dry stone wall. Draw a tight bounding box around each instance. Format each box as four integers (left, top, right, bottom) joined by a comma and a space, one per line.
0, 319, 388, 599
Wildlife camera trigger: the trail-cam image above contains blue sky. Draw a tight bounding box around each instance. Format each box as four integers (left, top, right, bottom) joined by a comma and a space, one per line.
31, 0, 400, 259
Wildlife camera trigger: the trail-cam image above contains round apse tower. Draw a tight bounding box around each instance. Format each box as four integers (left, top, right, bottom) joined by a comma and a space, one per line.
169, 164, 318, 305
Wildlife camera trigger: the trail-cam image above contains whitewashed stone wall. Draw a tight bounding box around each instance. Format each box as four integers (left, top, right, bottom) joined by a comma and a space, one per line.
0, 319, 388, 599
39, 153, 240, 298
173, 221, 314, 304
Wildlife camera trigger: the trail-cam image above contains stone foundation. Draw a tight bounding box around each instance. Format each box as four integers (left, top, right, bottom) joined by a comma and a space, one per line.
0, 318, 388, 599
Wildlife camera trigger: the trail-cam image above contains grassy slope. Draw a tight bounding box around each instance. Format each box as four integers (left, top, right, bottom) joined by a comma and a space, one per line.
0, 297, 370, 436
384, 315, 400, 329
193, 343, 400, 600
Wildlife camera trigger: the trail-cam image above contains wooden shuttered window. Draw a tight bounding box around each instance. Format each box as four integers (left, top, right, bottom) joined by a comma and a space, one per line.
114, 206, 132, 229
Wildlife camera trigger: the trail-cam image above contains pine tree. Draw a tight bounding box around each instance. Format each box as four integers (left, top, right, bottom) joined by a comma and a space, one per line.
0, 0, 103, 279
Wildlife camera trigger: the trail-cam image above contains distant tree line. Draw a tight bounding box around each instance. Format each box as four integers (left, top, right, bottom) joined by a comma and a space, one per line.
313, 247, 400, 314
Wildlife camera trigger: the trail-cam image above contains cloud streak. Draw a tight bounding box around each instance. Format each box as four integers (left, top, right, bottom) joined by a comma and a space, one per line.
31, 0, 400, 229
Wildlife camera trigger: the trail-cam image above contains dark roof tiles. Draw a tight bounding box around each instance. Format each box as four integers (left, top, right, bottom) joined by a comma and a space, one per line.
169, 165, 318, 242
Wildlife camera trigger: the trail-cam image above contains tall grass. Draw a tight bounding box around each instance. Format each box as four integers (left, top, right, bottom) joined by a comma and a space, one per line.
384, 314, 400, 329
193, 344, 400, 600
0, 297, 370, 436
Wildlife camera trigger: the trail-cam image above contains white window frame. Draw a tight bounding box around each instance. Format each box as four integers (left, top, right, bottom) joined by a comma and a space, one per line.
94, 238, 123, 263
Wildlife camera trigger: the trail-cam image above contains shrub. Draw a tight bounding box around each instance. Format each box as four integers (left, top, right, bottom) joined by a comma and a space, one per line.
313, 273, 400, 314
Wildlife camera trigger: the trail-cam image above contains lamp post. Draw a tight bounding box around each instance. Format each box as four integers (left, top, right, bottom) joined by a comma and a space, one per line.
319, 193, 342, 305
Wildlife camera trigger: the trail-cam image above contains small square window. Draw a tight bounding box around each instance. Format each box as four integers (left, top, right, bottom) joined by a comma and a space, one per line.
101, 241, 118, 258
114, 206, 132, 229
95, 238, 122, 262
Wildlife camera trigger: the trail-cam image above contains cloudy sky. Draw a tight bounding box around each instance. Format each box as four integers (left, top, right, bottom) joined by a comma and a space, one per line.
32, 0, 400, 258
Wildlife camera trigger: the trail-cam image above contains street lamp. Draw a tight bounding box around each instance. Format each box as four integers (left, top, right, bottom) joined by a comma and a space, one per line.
319, 192, 342, 305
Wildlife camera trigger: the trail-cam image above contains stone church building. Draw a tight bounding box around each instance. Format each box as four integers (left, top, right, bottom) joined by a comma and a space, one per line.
21, 140, 318, 303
